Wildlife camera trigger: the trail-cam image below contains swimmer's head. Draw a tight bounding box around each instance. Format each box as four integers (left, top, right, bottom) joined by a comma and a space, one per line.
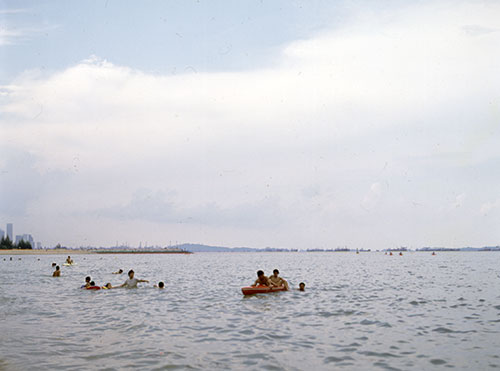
273, 269, 279, 275
52, 263, 56, 267
55, 266, 60, 270
104, 283, 112, 289
128, 270, 134, 278
90, 281, 95, 286
158, 281, 164, 288
257, 270, 264, 277
299, 282, 305, 291
85, 276, 91, 282
119, 269, 123, 274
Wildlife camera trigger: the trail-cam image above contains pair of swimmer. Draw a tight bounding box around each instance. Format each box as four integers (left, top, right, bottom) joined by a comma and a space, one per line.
252, 269, 290, 290
252, 270, 305, 291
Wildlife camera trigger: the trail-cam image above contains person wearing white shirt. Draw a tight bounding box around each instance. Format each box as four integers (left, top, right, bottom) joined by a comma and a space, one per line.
120, 270, 149, 288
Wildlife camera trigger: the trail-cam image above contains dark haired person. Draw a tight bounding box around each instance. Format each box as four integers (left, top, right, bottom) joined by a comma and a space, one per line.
298, 282, 306, 291
81, 276, 91, 288
269, 269, 289, 290
251, 270, 271, 287
112, 269, 123, 274
52, 266, 61, 277
154, 281, 165, 289
120, 270, 149, 288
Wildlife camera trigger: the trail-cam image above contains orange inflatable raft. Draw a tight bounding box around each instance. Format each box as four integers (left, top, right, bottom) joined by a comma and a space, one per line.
241, 285, 287, 295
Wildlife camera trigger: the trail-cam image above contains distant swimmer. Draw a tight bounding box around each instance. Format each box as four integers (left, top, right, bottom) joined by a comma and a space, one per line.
66, 256, 74, 265
81, 276, 91, 288
432, 252, 436, 256
52, 262, 57, 267
251, 270, 271, 287
269, 269, 289, 290
52, 266, 61, 277
112, 269, 123, 274
120, 270, 149, 288
298, 282, 306, 291
399, 252, 403, 256
154, 281, 165, 289
389, 252, 393, 256
102, 283, 114, 289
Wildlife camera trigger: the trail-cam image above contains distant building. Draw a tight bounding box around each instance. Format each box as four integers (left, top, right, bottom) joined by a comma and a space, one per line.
15, 235, 23, 244
0, 228, 4, 239
36, 242, 42, 249
6, 223, 13, 241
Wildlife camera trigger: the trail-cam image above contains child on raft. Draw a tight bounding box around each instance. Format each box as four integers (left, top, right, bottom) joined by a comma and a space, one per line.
269, 269, 289, 290
251, 270, 271, 287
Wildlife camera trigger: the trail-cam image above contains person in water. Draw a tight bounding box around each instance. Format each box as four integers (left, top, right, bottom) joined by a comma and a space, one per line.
154, 281, 165, 289
269, 269, 289, 290
102, 283, 114, 289
81, 276, 91, 288
66, 256, 73, 264
252, 270, 271, 287
52, 266, 61, 277
120, 270, 149, 288
298, 282, 306, 291
112, 269, 123, 274
52, 262, 57, 267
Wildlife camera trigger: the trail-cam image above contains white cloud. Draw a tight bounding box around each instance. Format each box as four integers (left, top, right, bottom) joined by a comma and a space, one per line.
1, 1, 500, 248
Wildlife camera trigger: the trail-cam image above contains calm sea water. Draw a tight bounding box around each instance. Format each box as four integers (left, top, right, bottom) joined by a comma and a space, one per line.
1, 252, 500, 370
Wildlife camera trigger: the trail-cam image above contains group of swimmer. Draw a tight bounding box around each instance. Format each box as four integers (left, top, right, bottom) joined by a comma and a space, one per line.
251, 269, 306, 291
52, 256, 305, 292
82, 269, 164, 290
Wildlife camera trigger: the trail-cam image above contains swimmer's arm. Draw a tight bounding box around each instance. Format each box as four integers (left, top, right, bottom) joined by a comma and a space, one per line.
138, 279, 149, 283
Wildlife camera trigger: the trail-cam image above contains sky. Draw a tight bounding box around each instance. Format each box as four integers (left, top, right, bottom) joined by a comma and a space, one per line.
1, 0, 500, 250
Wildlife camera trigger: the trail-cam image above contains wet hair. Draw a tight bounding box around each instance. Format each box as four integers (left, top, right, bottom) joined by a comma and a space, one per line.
55, 266, 60, 270
273, 269, 279, 274
128, 270, 134, 276
52, 263, 56, 267
119, 269, 123, 273
158, 281, 164, 288
105, 283, 111, 288
90, 281, 95, 286
257, 270, 264, 277
85, 276, 91, 282
299, 282, 305, 287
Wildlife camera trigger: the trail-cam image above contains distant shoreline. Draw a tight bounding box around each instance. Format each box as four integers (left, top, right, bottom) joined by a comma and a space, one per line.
0, 249, 190, 255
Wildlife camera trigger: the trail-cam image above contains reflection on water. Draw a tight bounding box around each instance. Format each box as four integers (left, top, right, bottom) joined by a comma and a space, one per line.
1, 252, 500, 370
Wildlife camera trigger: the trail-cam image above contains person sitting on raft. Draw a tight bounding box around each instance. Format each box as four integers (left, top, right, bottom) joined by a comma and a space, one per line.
52, 266, 61, 277
66, 256, 73, 264
269, 269, 289, 290
112, 269, 123, 274
120, 270, 149, 288
251, 270, 271, 287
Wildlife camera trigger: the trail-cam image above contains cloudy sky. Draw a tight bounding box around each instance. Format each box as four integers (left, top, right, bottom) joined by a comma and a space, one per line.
1, 0, 499, 249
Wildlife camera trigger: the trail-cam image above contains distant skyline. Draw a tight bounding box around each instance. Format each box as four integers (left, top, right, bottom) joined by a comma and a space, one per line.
1, 1, 500, 250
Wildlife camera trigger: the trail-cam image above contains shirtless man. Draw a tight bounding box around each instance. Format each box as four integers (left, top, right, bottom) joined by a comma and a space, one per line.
269, 269, 289, 290
120, 270, 149, 288
251, 270, 271, 287
52, 266, 61, 277
66, 256, 73, 264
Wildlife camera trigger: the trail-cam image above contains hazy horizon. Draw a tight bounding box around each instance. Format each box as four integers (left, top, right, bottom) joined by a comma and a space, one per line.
1, 1, 500, 250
